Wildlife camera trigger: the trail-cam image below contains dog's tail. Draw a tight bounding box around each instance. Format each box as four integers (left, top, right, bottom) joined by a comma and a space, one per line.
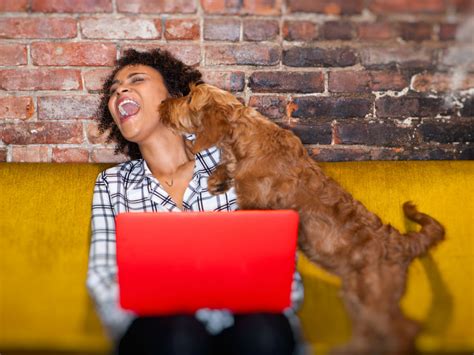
402, 201, 445, 258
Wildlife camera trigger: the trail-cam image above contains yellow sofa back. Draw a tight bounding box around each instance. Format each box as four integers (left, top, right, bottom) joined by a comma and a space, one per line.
0, 161, 473, 353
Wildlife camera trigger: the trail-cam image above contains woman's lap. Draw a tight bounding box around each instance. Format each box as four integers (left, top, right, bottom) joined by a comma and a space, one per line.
118, 313, 295, 355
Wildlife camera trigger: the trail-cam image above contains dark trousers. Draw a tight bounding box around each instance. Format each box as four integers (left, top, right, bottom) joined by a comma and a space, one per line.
117, 313, 296, 355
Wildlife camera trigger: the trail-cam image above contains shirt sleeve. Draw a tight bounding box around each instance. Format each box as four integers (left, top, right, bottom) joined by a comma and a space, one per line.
290, 269, 304, 312
86, 171, 135, 341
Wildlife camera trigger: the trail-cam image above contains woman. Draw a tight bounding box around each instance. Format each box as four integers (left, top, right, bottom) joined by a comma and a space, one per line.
87, 48, 304, 355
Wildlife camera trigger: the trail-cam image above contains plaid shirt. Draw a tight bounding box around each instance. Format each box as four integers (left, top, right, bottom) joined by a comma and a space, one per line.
86, 142, 304, 341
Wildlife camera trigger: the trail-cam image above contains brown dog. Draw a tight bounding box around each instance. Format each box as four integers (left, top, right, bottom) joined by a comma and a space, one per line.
159, 83, 445, 354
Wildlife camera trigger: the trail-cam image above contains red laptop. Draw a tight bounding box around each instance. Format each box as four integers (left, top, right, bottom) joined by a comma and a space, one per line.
115, 210, 299, 315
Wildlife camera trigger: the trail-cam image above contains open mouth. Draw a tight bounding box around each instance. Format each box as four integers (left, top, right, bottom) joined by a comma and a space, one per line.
116, 97, 141, 122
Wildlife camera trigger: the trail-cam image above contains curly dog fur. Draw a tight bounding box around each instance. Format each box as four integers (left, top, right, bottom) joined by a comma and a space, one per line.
159, 83, 445, 354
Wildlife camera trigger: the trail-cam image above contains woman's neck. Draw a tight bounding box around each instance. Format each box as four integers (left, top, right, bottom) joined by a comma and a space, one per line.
139, 130, 192, 177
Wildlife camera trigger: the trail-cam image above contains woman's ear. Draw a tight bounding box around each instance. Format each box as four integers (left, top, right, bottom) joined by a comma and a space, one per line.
192, 107, 231, 154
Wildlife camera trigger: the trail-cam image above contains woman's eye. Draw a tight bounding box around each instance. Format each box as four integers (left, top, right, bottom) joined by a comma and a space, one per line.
131, 77, 144, 83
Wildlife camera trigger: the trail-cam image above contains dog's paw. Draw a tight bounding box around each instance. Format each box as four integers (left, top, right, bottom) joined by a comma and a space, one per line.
207, 177, 231, 195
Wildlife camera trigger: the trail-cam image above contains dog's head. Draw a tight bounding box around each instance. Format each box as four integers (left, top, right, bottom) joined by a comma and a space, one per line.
159, 83, 241, 154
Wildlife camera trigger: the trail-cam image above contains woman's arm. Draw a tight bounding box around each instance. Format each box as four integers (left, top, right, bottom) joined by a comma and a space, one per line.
290, 267, 304, 312
86, 171, 135, 341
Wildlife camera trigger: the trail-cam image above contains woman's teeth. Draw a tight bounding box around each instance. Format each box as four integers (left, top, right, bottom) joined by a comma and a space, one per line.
118, 99, 140, 118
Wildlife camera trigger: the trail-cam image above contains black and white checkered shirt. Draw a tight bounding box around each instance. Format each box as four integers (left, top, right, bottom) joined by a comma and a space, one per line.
86, 141, 304, 341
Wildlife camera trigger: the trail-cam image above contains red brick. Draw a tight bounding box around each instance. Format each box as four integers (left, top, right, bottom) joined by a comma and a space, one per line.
400, 22, 433, 41
412, 73, 474, 92
282, 21, 318, 41
360, 46, 433, 69
201, 71, 245, 92
357, 22, 396, 40
335, 121, 415, 147
243, 19, 279, 41
31, 0, 112, 13
81, 16, 160, 39
308, 146, 371, 162
460, 97, 474, 117
38, 95, 100, 120
0, 69, 82, 91
83, 68, 113, 91
164, 18, 200, 40
329, 71, 371, 93
86, 121, 109, 144
0, 44, 27, 65
289, 122, 332, 144
419, 118, 473, 143
439, 23, 457, 40
369, 0, 446, 14
122, 44, 201, 66
376, 96, 449, 118
91, 147, 128, 163
12, 146, 49, 162
52, 148, 90, 163
283, 47, 358, 67
0, 148, 6, 162
0, 96, 34, 120
329, 71, 409, 92
206, 44, 280, 66
162, 44, 201, 66
242, 0, 281, 15
249, 71, 324, 93
0, 122, 84, 145
320, 21, 355, 40
204, 18, 241, 41
370, 71, 409, 91
201, 0, 281, 15
0, 0, 28, 11
31, 42, 116, 66
248, 95, 287, 120
201, 0, 234, 13
287, 0, 364, 14
117, 0, 196, 13
291, 96, 373, 118
0, 17, 77, 39
451, 0, 474, 12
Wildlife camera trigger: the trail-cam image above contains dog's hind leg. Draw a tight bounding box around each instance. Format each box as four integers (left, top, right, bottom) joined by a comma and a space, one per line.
333, 267, 420, 355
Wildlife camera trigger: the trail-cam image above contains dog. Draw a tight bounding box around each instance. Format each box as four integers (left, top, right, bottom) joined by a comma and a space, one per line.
159, 83, 445, 354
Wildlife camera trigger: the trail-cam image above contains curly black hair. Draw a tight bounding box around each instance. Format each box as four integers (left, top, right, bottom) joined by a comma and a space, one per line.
96, 48, 203, 160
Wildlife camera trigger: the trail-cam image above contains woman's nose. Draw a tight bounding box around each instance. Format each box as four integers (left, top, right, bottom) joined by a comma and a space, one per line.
116, 86, 129, 95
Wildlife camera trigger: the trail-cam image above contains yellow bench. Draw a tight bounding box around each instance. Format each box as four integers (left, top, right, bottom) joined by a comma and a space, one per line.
1, 161, 473, 354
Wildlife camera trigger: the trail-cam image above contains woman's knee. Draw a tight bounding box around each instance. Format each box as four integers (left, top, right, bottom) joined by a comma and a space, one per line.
228, 313, 295, 355
118, 315, 211, 355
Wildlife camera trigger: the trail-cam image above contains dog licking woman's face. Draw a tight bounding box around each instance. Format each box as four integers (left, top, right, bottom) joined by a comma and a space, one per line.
107, 64, 170, 144
159, 83, 239, 153
158, 89, 199, 136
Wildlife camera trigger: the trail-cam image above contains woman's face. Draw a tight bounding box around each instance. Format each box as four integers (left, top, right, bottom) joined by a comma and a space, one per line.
108, 64, 170, 143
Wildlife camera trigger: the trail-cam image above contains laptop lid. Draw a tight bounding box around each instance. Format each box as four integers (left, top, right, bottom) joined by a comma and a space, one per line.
115, 210, 299, 315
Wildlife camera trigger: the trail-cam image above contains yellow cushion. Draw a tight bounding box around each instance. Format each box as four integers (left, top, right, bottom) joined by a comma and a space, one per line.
0, 163, 112, 351
0, 161, 472, 353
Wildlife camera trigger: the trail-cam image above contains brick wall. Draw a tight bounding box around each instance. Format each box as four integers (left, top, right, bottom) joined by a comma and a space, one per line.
0, 0, 472, 163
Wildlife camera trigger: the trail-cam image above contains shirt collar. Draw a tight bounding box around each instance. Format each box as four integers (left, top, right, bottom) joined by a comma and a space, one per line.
127, 134, 211, 191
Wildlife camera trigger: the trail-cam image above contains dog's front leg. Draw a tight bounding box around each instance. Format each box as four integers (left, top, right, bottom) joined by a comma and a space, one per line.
207, 164, 233, 195
207, 145, 236, 195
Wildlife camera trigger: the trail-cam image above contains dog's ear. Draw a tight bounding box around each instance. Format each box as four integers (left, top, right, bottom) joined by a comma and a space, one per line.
192, 106, 231, 154
186, 82, 208, 112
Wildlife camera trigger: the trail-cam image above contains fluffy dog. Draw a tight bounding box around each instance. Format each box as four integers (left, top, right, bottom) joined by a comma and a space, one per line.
159, 83, 445, 354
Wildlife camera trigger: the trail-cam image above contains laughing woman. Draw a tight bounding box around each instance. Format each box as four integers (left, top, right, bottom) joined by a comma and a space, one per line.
87, 48, 304, 355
